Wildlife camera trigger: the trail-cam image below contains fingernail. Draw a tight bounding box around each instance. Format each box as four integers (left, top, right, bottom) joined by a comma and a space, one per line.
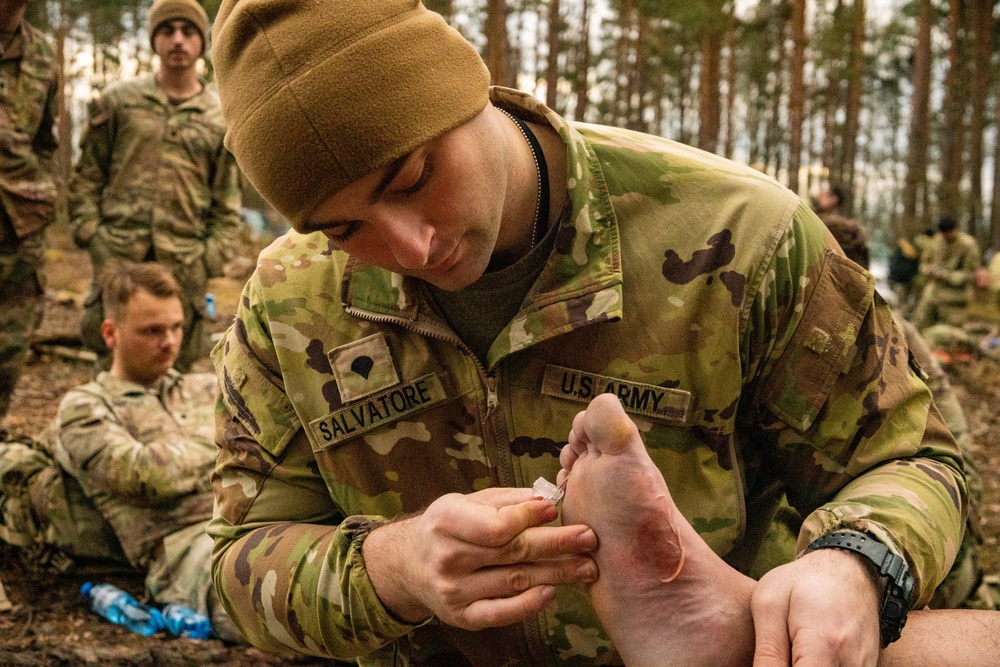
577, 562, 598, 582
578, 528, 598, 550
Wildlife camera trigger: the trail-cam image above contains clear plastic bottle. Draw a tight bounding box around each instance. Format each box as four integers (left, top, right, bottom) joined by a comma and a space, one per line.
162, 603, 213, 640
80, 582, 164, 636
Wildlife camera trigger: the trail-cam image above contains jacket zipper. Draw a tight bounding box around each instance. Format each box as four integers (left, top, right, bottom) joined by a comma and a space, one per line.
344, 306, 513, 487
346, 306, 542, 660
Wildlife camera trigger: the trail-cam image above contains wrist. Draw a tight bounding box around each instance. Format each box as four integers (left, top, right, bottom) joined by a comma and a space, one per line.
362, 517, 432, 625
804, 530, 914, 647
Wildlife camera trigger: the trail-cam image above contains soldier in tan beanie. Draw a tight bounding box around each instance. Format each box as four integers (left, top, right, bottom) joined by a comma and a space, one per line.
209, 1, 966, 665
68, 0, 241, 372
148, 0, 209, 54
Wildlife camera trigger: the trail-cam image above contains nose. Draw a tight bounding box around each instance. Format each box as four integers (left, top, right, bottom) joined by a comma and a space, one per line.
165, 327, 183, 351
381, 212, 435, 270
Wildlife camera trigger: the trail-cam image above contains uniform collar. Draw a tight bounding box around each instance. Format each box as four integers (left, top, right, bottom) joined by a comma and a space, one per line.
96, 368, 184, 397
0, 20, 27, 62
137, 74, 211, 111
342, 89, 623, 364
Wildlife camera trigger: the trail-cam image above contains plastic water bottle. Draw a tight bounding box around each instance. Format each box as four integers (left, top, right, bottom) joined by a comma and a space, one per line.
204, 293, 217, 319
80, 582, 164, 636
162, 603, 213, 640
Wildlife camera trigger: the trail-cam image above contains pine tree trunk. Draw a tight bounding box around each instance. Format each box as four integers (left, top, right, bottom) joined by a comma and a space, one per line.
612, 0, 633, 127
697, 1, 724, 153
629, 12, 646, 132
787, 0, 806, 195
484, 0, 511, 86
652, 64, 666, 136
545, 0, 561, 110
992, 89, 1000, 247
723, 1, 738, 159
902, 0, 933, 238
678, 49, 694, 146
938, 0, 966, 224
822, 0, 845, 186
763, 12, 788, 174
840, 0, 865, 213
966, 0, 993, 237
573, 0, 591, 122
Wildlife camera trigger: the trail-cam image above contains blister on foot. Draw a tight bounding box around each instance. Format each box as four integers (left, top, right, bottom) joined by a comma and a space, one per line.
532, 476, 565, 504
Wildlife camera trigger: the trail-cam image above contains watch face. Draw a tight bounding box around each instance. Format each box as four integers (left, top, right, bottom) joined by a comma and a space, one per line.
882, 597, 906, 620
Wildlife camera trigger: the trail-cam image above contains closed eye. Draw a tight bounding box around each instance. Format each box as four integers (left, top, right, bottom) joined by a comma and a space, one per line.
326, 220, 361, 244
396, 154, 434, 196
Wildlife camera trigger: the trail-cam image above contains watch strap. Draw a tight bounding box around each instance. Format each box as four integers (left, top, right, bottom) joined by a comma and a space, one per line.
805, 530, 915, 647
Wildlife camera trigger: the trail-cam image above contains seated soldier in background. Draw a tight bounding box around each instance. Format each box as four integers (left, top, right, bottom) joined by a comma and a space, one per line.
35, 262, 241, 641
914, 217, 982, 332
823, 213, 984, 609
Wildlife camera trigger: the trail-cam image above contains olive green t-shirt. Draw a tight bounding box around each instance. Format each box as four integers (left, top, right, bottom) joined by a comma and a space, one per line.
429, 221, 557, 364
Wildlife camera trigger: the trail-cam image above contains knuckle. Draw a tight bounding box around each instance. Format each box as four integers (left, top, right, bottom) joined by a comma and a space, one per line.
506, 535, 532, 563
753, 641, 787, 663
505, 568, 531, 593
434, 579, 462, 605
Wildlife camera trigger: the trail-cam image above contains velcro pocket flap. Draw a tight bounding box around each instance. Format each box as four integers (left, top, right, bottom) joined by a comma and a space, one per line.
762, 250, 875, 431
218, 343, 301, 459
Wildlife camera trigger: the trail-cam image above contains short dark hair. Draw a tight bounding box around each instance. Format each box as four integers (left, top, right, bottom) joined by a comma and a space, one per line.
937, 217, 958, 233
822, 216, 870, 269
828, 184, 847, 205
100, 262, 180, 322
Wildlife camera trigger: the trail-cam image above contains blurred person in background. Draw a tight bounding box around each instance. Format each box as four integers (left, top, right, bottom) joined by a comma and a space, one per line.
0, 0, 58, 429
68, 0, 241, 372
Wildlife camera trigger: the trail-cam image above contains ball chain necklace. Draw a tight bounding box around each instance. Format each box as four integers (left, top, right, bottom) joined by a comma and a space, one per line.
498, 108, 550, 249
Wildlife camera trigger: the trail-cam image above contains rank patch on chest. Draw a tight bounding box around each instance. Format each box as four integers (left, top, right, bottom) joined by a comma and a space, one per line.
328, 333, 400, 403
541, 365, 690, 424
308, 372, 448, 449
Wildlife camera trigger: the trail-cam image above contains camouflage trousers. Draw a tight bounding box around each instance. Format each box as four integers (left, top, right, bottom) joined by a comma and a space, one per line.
145, 521, 243, 643
0, 249, 44, 422
913, 287, 968, 331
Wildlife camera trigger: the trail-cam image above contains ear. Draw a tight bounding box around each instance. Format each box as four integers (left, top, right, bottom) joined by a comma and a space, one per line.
100, 319, 117, 350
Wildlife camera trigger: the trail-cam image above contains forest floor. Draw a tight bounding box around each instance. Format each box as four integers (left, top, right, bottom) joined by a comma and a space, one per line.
1, 226, 999, 665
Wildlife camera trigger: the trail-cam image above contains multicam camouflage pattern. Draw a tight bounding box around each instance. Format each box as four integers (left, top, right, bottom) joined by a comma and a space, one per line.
914, 231, 982, 330
41, 370, 218, 608
210, 88, 967, 664
0, 19, 58, 420
68, 75, 242, 365
0, 436, 127, 570
898, 314, 984, 608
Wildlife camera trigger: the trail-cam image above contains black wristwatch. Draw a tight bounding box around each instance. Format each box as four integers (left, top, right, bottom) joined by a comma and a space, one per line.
804, 530, 915, 647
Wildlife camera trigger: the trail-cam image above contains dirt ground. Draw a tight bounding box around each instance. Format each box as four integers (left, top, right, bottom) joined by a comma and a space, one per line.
1, 226, 999, 665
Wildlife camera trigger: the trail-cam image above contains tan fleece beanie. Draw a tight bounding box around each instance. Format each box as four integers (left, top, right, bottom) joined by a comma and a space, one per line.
148, 0, 210, 54
212, 0, 490, 231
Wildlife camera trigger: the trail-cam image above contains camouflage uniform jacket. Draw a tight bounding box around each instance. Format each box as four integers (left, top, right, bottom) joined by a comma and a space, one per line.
0, 18, 58, 272
41, 370, 217, 570
920, 231, 982, 306
68, 75, 241, 297
211, 88, 966, 665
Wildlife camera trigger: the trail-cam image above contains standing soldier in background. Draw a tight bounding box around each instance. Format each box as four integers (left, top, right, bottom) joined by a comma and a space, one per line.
914, 217, 981, 332
0, 0, 58, 429
69, 0, 241, 371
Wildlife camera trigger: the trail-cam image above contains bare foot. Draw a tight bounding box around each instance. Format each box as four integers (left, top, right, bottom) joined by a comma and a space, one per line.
558, 394, 756, 667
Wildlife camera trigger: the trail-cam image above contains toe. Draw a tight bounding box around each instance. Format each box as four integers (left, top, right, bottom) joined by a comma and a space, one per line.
583, 394, 636, 455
